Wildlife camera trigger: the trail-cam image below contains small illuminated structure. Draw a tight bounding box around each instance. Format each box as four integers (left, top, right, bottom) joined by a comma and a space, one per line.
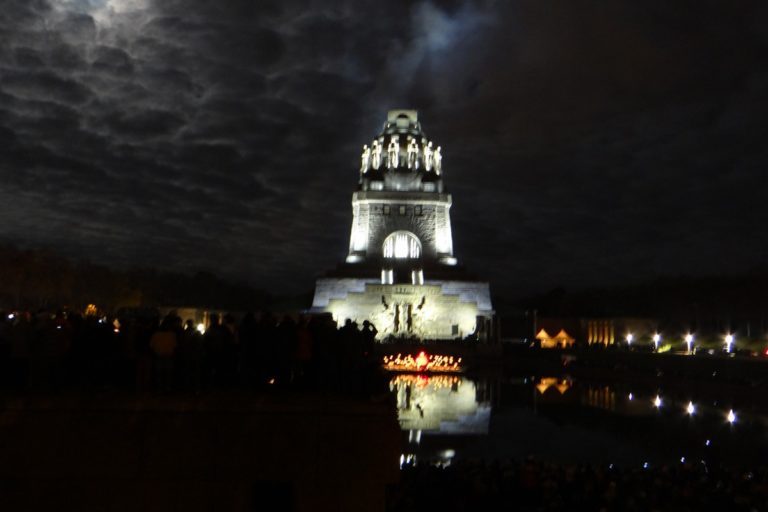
653, 333, 661, 351
626, 333, 633, 345
535, 377, 572, 395
686, 401, 695, 415
536, 328, 575, 349
685, 333, 694, 354
725, 333, 734, 353
383, 351, 462, 373
311, 110, 494, 341
727, 409, 736, 424
653, 395, 662, 408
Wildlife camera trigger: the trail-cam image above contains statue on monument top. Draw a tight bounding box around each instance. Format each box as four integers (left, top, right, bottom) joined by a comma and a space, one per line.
360, 144, 371, 174
371, 140, 382, 170
433, 146, 442, 174
423, 141, 433, 171
407, 138, 419, 169
387, 135, 399, 169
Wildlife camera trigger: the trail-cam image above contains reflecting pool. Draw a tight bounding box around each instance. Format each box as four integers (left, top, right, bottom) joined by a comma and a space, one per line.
391, 373, 768, 469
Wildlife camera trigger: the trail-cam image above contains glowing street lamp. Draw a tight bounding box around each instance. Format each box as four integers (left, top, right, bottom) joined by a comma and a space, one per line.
686, 401, 695, 415
626, 333, 634, 345
727, 409, 736, 424
725, 334, 734, 353
685, 333, 694, 354
653, 395, 662, 408
653, 333, 661, 351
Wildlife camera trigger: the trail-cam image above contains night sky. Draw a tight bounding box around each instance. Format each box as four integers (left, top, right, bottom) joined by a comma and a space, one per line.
2, 0, 767, 297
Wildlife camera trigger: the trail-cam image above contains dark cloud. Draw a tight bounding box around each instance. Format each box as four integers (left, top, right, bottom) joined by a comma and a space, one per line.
0, 0, 767, 295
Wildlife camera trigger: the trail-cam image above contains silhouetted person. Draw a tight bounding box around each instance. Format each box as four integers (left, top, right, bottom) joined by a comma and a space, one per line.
179, 319, 204, 392
257, 312, 278, 386
361, 320, 377, 359
219, 313, 239, 386
150, 315, 178, 391
239, 312, 260, 387
275, 315, 297, 386
293, 316, 313, 386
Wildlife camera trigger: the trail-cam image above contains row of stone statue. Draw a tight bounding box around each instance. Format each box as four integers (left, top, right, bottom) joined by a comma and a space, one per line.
361, 135, 442, 174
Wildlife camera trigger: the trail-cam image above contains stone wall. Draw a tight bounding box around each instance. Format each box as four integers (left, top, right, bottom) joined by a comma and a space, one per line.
313, 278, 493, 340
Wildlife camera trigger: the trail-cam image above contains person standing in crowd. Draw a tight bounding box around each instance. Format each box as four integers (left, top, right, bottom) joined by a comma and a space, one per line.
179, 319, 204, 392
149, 315, 178, 391
293, 316, 313, 387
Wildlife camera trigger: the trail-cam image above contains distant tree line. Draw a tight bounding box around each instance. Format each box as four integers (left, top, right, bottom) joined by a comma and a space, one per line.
0, 245, 281, 312
511, 271, 768, 339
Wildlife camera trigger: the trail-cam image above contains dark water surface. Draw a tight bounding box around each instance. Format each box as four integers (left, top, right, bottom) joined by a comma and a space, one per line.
390, 372, 768, 470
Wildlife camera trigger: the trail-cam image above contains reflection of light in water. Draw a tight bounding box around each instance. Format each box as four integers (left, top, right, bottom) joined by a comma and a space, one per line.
390, 374, 490, 434
536, 377, 571, 395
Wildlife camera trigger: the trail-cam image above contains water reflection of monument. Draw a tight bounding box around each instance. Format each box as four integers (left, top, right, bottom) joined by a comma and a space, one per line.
390, 374, 491, 434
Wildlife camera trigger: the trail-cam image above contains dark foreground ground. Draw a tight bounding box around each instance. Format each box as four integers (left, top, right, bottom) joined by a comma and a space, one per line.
0, 391, 400, 512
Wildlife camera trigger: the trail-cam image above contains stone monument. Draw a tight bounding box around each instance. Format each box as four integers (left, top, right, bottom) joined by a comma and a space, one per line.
311, 110, 494, 341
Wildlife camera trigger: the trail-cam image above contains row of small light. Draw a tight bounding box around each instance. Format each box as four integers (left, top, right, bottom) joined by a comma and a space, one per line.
627, 332, 736, 354
382, 352, 462, 372
643, 393, 737, 424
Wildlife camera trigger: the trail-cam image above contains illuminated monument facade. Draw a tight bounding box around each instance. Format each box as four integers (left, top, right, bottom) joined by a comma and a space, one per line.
311, 110, 494, 341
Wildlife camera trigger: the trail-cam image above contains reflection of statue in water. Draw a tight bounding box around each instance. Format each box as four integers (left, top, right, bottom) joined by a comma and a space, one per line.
371, 140, 382, 169
423, 141, 433, 171
387, 135, 399, 169
407, 139, 419, 169
433, 146, 442, 174
360, 144, 370, 173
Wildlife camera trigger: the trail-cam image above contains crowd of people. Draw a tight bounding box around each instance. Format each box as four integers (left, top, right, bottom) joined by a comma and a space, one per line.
0, 309, 384, 395
390, 458, 768, 511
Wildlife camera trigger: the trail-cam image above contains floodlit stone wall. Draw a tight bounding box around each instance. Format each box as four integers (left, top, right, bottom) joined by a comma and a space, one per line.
313, 279, 492, 340
347, 191, 453, 263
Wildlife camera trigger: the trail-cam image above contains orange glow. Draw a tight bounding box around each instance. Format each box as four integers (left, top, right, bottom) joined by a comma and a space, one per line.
382, 352, 463, 373
416, 351, 428, 370
391, 374, 461, 390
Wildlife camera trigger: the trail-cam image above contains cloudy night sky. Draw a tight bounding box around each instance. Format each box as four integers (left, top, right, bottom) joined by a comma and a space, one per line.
1, 0, 767, 297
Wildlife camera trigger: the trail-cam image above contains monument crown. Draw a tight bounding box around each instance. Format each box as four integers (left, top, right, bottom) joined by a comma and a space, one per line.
359, 109, 443, 192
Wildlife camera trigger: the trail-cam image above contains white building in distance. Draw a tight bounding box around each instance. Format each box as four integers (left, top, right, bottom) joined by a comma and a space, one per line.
311, 110, 494, 341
